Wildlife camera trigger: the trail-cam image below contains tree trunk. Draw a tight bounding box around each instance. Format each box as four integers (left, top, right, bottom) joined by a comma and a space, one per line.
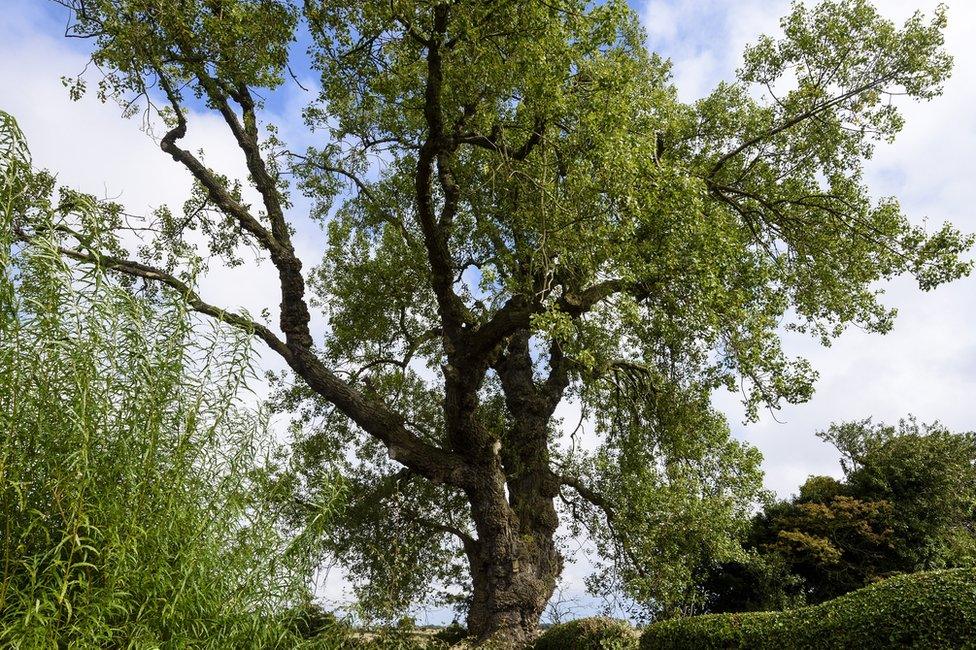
454, 331, 569, 645
464, 464, 563, 646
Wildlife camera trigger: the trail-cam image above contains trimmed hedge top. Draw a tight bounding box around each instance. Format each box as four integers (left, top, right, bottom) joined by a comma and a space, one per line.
534, 617, 639, 650
641, 568, 976, 649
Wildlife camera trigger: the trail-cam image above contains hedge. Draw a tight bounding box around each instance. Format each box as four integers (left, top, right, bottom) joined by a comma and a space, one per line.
641, 569, 976, 649
534, 617, 639, 650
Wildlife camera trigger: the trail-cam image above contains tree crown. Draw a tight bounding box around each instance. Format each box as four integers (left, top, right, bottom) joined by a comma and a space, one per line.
35, 0, 973, 620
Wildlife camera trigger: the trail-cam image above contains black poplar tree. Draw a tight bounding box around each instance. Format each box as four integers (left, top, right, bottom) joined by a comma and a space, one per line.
21, 0, 970, 643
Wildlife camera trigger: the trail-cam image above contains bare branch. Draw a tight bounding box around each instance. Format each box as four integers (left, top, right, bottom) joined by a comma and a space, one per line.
458, 117, 546, 161
559, 474, 653, 582
558, 474, 614, 517
155, 73, 284, 259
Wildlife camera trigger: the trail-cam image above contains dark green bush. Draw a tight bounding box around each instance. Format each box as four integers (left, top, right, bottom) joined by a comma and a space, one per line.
534, 617, 639, 650
283, 602, 353, 640
433, 622, 468, 645
641, 569, 976, 649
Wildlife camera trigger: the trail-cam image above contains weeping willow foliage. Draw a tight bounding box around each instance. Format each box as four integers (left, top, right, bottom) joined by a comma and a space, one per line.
0, 111, 345, 647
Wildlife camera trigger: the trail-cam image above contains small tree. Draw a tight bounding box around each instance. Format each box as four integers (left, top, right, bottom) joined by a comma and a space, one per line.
755, 487, 896, 602
822, 417, 976, 570
19, 0, 971, 643
705, 418, 976, 611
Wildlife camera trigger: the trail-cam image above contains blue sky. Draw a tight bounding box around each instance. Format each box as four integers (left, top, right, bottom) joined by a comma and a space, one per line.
3, 0, 975, 623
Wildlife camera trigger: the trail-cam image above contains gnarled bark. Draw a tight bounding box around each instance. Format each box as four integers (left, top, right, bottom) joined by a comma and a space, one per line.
458, 331, 570, 645
464, 463, 562, 645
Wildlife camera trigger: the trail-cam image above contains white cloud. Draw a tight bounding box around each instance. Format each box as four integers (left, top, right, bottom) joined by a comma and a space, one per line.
638, 0, 789, 101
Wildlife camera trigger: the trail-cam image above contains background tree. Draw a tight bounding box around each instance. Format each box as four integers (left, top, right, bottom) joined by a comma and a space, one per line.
824, 418, 976, 570
21, 0, 971, 642
705, 418, 976, 612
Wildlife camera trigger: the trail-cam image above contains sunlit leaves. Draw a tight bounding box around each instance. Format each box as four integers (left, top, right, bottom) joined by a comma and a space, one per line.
64, 0, 297, 99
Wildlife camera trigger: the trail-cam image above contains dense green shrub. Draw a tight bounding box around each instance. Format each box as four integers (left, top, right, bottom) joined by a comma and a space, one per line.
283, 602, 355, 640
0, 111, 346, 647
534, 617, 639, 650
642, 569, 976, 649
433, 621, 468, 645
